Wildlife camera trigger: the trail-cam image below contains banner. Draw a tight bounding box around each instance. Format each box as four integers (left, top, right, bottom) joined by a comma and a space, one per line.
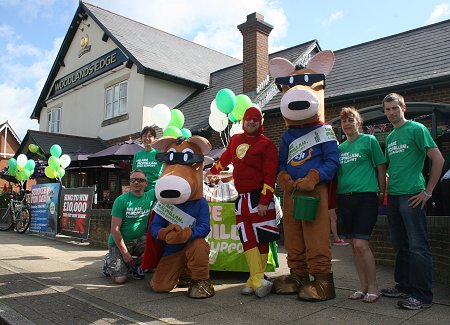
208, 202, 277, 272
60, 187, 94, 239
30, 183, 61, 237
153, 201, 196, 229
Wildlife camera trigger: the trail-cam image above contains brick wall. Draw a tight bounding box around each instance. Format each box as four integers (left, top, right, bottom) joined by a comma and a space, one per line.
88, 209, 112, 249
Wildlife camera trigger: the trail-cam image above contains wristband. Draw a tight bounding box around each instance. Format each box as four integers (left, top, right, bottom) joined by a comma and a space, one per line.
423, 190, 432, 197
378, 192, 384, 196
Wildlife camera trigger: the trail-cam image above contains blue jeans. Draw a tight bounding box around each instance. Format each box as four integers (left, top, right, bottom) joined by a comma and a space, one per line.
387, 194, 433, 303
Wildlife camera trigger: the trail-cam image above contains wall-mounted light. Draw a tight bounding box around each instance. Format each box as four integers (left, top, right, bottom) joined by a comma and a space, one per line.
102, 33, 109, 42
125, 59, 133, 69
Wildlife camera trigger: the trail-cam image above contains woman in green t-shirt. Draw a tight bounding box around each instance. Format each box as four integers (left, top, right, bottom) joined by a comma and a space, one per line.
337, 107, 386, 303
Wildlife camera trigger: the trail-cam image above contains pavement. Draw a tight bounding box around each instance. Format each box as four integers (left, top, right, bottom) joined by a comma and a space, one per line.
0, 232, 449, 325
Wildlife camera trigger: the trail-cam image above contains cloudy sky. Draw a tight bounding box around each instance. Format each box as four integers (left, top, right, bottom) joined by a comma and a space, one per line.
1, 0, 450, 139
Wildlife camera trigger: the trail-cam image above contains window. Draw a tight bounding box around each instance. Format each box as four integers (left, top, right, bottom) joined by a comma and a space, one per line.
48, 108, 61, 133
105, 81, 128, 119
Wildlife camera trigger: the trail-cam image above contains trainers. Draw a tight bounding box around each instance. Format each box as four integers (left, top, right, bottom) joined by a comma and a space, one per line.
241, 286, 254, 296
102, 253, 110, 277
130, 265, 145, 280
398, 297, 432, 310
333, 240, 350, 246
255, 279, 273, 298
381, 286, 407, 298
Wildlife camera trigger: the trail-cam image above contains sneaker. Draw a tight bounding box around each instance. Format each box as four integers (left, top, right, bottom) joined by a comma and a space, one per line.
398, 297, 432, 310
241, 286, 254, 296
381, 286, 407, 298
255, 279, 273, 298
130, 265, 145, 280
333, 240, 350, 246
102, 253, 110, 277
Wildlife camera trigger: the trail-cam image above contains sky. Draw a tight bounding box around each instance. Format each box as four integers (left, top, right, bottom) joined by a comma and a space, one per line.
1, 0, 450, 140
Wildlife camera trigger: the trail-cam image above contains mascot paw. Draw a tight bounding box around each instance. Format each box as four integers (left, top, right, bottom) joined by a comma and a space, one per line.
277, 171, 294, 192
166, 227, 192, 244
294, 169, 320, 192
271, 274, 310, 294
298, 273, 336, 301
157, 224, 181, 241
187, 280, 215, 299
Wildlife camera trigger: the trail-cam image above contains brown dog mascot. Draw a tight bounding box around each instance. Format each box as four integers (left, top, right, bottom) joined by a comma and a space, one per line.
269, 51, 339, 301
149, 136, 215, 298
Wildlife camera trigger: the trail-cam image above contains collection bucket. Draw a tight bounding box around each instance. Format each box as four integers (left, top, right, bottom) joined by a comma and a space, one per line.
293, 194, 320, 221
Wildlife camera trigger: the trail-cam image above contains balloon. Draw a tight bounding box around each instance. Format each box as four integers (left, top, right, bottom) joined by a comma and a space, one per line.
168, 109, 185, 129
230, 122, 244, 137
8, 158, 17, 169
28, 144, 40, 153
57, 167, 66, 179
17, 154, 27, 168
25, 159, 36, 171
210, 99, 227, 118
232, 94, 252, 120
209, 113, 228, 132
8, 167, 17, 177
45, 166, 58, 179
181, 128, 192, 139
152, 104, 171, 128
50, 144, 62, 158
19, 169, 31, 181
163, 126, 182, 137
228, 111, 239, 123
48, 156, 61, 171
59, 154, 72, 168
215, 88, 236, 114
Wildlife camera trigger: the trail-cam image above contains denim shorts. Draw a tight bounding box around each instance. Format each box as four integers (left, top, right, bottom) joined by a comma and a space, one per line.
337, 192, 378, 240
107, 235, 146, 277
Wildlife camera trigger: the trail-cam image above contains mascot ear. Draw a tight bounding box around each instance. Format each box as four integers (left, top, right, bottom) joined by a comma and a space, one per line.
152, 137, 177, 152
306, 50, 335, 76
269, 57, 295, 79
186, 136, 212, 155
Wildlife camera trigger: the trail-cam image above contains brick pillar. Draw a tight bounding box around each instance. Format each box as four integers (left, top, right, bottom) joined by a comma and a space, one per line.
237, 13, 273, 95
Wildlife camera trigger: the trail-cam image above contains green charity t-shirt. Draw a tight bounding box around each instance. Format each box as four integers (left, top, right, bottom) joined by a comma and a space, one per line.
132, 148, 163, 191
385, 120, 437, 195
337, 133, 386, 194
107, 189, 155, 245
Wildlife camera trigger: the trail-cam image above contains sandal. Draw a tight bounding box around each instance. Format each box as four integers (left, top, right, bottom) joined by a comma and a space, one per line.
362, 293, 380, 303
348, 291, 366, 300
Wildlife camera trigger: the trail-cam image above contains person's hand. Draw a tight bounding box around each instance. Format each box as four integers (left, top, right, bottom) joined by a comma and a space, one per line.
166, 227, 192, 244
277, 171, 294, 192
377, 193, 385, 205
157, 224, 181, 241
408, 191, 431, 209
257, 204, 268, 216
294, 169, 320, 192
121, 250, 133, 264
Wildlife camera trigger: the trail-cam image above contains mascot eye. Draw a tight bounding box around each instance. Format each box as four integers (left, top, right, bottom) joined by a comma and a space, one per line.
304, 75, 309, 83
289, 76, 294, 85
168, 152, 174, 161
181, 148, 194, 162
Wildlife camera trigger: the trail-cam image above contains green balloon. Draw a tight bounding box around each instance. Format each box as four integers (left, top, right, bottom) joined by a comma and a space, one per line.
215, 88, 236, 114
168, 109, 185, 129
50, 144, 62, 158
181, 128, 192, 139
163, 126, 182, 138
8, 167, 17, 177
233, 94, 252, 120
25, 159, 36, 171
8, 158, 17, 169
45, 166, 58, 179
28, 144, 40, 153
57, 167, 66, 179
19, 169, 31, 180
228, 111, 238, 123
48, 156, 61, 170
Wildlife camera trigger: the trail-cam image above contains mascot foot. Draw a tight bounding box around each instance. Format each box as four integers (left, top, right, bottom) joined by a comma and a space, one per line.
187, 280, 215, 299
298, 273, 336, 301
177, 267, 192, 287
255, 279, 273, 298
272, 274, 310, 294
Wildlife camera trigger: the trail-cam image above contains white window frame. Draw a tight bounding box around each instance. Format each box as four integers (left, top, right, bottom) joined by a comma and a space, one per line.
47, 107, 61, 133
105, 81, 128, 119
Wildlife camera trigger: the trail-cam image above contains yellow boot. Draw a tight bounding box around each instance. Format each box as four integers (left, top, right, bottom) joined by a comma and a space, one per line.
244, 248, 273, 298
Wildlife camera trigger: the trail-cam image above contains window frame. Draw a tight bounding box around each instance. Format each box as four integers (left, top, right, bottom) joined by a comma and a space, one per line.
105, 81, 128, 119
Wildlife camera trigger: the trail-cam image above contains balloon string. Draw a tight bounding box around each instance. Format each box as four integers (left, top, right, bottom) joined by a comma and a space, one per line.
219, 131, 226, 149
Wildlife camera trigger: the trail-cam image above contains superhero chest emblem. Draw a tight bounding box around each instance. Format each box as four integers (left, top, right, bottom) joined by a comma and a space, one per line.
236, 143, 250, 159
290, 148, 313, 166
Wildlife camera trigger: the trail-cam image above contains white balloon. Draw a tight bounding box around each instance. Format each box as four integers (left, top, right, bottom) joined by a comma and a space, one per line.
152, 104, 171, 128
17, 154, 28, 168
210, 99, 227, 119
209, 113, 228, 132
229, 122, 244, 137
59, 154, 72, 168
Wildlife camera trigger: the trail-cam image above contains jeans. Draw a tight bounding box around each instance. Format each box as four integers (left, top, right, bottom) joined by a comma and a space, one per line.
387, 194, 433, 304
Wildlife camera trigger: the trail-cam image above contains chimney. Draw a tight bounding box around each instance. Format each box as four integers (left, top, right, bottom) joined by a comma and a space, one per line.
238, 13, 273, 95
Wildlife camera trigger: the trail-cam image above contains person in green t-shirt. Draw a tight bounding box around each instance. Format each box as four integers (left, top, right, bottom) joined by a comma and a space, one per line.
132, 126, 163, 192
380, 93, 444, 310
103, 169, 155, 284
337, 107, 386, 303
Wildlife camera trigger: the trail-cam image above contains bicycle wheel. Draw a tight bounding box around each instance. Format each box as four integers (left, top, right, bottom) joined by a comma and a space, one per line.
0, 207, 14, 231
15, 208, 31, 233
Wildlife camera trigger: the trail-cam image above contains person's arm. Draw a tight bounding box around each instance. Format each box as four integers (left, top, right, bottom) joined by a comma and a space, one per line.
259, 140, 278, 215
376, 164, 387, 205
110, 216, 133, 264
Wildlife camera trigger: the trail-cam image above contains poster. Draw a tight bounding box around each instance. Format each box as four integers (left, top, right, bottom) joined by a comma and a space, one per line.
29, 183, 61, 237
60, 187, 94, 239
208, 202, 277, 272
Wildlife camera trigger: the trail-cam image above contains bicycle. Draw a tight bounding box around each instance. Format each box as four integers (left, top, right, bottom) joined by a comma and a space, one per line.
0, 191, 31, 233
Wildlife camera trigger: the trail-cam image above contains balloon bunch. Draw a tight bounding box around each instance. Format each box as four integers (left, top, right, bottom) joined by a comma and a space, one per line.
7, 154, 36, 184
145, 104, 192, 138
44, 144, 72, 181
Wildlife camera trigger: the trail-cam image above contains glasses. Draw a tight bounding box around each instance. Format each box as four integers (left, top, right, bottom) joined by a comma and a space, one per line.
130, 178, 147, 183
156, 152, 205, 165
275, 73, 326, 91
244, 116, 260, 123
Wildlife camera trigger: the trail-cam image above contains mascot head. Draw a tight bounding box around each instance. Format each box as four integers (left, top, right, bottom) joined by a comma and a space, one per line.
269, 50, 335, 127
153, 136, 213, 204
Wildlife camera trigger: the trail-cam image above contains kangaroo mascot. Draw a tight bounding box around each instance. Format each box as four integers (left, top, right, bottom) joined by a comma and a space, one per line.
269, 50, 339, 301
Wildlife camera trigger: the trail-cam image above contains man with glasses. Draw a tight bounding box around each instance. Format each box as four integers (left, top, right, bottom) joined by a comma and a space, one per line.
103, 169, 155, 284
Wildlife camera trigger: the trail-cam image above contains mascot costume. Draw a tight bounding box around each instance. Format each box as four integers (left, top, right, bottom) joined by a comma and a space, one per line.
148, 135, 215, 299
269, 50, 339, 301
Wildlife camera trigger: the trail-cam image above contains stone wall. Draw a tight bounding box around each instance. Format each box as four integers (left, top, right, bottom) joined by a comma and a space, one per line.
89, 209, 112, 249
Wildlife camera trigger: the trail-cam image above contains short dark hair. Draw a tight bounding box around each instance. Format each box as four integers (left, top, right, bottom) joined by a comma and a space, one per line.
140, 126, 156, 139
130, 169, 147, 179
382, 93, 405, 108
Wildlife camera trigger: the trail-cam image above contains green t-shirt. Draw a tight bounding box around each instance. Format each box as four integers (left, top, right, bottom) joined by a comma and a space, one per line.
107, 189, 155, 245
385, 120, 437, 195
337, 134, 386, 194
132, 148, 163, 191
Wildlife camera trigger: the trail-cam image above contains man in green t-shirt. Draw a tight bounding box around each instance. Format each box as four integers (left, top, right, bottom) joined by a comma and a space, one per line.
380, 93, 444, 310
103, 169, 155, 284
